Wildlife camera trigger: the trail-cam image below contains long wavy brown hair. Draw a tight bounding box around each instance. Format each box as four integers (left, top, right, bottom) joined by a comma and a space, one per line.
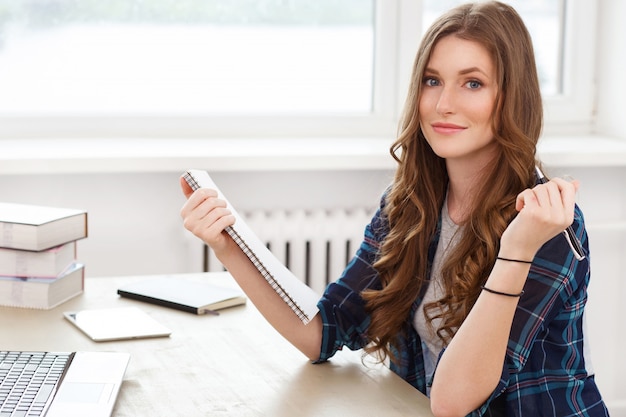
362, 1, 543, 363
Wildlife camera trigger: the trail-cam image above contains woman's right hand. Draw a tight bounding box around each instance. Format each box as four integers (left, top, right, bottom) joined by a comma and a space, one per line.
179, 176, 236, 254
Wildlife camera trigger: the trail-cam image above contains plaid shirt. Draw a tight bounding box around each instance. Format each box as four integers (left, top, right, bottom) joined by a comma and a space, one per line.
316, 194, 609, 416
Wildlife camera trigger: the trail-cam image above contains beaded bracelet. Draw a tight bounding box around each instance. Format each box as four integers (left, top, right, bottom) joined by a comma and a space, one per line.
496, 256, 533, 264
480, 285, 525, 298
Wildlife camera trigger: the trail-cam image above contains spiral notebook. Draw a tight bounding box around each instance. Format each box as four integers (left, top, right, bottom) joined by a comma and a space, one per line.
183, 169, 320, 324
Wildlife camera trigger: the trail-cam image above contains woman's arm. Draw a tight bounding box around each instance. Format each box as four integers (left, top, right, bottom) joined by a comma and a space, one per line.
429, 178, 579, 417
179, 177, 322, 360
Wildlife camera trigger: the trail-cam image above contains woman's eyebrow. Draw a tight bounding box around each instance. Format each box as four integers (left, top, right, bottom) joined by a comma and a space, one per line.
458, 66, 490, 77
424, 66, 489, 77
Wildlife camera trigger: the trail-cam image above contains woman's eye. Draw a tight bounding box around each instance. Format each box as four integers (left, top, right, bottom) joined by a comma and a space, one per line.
466, 80, 482, 89
424, 77, 439, 87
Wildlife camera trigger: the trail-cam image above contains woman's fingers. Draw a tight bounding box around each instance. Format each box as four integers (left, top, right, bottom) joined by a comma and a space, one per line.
180, 187, 235, 249
505, 177, 579, 256
517, 178, 577, 219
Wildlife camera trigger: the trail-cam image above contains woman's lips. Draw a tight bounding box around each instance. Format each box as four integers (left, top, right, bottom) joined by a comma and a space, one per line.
431, 122, 466, 134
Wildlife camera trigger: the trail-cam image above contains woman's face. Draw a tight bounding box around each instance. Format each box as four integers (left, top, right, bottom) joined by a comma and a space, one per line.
419, 35, 499, 168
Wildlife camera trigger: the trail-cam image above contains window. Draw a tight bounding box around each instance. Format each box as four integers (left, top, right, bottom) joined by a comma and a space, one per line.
0, 0, 596, 139
0, 1, 374, 115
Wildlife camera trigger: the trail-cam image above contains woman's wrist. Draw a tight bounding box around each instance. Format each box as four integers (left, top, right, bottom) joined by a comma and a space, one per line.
498, 229, 542, 262
496, 256, 533, 264
497, 242, 537, 264
483, 251, 532, 296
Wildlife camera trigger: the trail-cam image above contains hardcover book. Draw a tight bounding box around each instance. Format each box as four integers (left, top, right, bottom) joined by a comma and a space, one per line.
0, 241, 76, 278
0, 263, 85, 309
0, 202, 88, 251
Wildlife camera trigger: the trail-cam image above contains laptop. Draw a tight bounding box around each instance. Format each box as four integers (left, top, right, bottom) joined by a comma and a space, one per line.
0, 350, 130, 417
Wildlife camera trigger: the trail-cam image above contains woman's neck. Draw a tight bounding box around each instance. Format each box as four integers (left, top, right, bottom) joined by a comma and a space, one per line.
446, 186, 471, 225
445, 162, 490, 224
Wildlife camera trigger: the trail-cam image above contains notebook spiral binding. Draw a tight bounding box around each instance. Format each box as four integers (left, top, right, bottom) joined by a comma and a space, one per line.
226, 228, 308, 322
183, 172, 200, 190
182, 172, 310, 323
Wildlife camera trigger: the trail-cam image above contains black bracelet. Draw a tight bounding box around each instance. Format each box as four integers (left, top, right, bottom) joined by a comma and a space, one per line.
496, 256, 533, 264
480, 285, 524, 298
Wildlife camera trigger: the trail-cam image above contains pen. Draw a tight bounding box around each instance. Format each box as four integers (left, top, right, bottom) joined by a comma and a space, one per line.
534, 166, 585, 261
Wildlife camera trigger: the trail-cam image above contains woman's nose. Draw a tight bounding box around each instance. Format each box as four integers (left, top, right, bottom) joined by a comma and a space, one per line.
435, 86, 455, 115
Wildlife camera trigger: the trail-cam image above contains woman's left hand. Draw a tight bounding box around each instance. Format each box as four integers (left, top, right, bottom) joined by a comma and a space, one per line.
499, 177, 579, 260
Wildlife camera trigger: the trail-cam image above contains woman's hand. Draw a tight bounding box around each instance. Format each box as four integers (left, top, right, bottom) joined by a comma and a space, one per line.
500, 177, 579, 260
179, 176, 236, 254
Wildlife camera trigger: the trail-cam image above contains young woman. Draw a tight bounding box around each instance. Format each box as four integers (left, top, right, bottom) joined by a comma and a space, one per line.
180, 2, 608, 416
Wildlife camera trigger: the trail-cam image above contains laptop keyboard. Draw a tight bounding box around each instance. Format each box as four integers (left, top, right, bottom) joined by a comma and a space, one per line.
0, 351, 73, 417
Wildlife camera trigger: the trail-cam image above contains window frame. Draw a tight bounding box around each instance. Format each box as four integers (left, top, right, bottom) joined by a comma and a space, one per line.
541, 0, 597, 135
0, 0, 596, 140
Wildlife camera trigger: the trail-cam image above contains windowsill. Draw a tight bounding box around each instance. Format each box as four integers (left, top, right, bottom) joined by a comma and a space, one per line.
1, 134, 625, 175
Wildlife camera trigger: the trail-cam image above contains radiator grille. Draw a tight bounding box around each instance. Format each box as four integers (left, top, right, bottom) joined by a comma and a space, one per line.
204, 207, 374, 295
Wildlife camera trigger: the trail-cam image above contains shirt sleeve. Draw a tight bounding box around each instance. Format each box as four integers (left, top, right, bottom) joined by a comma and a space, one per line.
315, 195, 389, 362
476, 204, 592, 415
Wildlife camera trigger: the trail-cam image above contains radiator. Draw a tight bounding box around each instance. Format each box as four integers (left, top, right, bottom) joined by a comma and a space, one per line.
204, 207, 375, 295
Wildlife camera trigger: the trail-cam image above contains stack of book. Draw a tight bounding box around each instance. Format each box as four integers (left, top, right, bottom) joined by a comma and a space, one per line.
0, 202, 88, 309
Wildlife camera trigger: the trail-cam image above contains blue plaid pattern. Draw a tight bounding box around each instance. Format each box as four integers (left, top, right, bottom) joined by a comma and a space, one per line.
316, 195, 609, 416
